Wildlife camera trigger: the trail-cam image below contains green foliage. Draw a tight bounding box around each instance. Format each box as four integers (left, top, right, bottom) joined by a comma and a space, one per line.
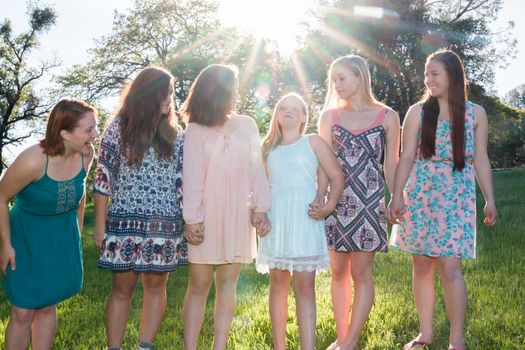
470, 85, 525, 168
0, 3, 58, 171
504, 84, 525, 110
1, 168, 524, 349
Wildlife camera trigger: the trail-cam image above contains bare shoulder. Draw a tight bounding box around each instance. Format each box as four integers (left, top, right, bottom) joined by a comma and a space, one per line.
5, 144, 45, 180
319, 109, 334, 124
383, 107, 400, 125
472, 103, 487, 117
404, 102, 423, 123
306, 133, 323, 145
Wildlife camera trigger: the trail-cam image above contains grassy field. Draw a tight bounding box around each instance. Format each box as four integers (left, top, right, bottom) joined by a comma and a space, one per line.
0, 167, 524, 349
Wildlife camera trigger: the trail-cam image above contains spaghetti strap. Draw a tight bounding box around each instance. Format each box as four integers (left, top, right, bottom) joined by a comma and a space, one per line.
81, 153, 85, 169
44, 154, 49, 175
331, 109, 341, 126
373, 108, 388, 126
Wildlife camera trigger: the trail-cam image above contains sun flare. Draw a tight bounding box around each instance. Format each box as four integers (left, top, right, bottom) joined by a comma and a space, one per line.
218, 0, 315, 55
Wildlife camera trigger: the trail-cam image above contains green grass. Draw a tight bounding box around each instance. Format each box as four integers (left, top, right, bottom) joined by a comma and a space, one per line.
1, 168, 524, 349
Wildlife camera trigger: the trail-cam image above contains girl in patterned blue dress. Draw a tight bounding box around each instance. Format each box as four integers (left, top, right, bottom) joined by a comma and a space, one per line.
0, 99, 98, 349
256, 93, 344, 350
316, 55, 400, 350
93, 67, 186, 350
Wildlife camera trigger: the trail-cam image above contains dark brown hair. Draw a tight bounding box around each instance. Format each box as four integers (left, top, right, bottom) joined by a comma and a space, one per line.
420, 49, 467, 171
40, 99, 97, 156
115, 66, 178, 166
180, 64, 238, 126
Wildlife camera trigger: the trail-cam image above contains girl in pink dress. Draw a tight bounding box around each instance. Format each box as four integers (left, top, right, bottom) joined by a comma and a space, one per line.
388, 50, 497, 350
181, 64, 271, 350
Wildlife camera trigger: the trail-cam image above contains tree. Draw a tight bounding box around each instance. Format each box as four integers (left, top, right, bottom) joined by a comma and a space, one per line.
0, 4, 58, 171
504, 84, 525, 110
297, 0, 516, 118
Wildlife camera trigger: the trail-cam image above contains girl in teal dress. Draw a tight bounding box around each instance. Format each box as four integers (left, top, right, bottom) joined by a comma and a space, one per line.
0, 99, 98, 350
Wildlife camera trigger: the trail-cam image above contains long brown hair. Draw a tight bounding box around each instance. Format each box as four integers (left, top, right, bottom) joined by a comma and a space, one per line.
40, 99, 97, 156
420, 50, 467, 172
116, 66, 178, 166
262, 93, 308, 160
180, 64, 238, 126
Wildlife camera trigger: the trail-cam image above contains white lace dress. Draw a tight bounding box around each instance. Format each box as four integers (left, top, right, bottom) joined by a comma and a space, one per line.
256, 136, 329, 274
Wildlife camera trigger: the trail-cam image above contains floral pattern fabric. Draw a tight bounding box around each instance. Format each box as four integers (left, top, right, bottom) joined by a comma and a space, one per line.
390, 102, 477, 259
93, 117, 187, 272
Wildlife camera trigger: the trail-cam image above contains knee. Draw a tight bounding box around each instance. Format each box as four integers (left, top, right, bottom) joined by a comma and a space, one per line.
293, 280, 315, 299
413, 261, 435, 278
36, 305, 56, 317
351, 269, 373, 286
111, 284, 137, 301
270, 279, 289, 296
11, 308, 35, 325
331, 265, 350, 282
188, 277, 212, 297
439, 264, 464, 285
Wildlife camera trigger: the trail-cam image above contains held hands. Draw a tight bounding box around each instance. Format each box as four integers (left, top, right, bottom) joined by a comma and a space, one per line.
0, 244, 16, 276
483, 201, 497, 226
184, 223, 205, 245
387, 194, 406, 225
252, 212, 271, 237
308, 194, 333, 221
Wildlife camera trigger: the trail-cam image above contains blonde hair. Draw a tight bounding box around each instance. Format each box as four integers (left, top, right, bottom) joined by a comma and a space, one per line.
262, 93, 308, 160
322, 55, 385, 112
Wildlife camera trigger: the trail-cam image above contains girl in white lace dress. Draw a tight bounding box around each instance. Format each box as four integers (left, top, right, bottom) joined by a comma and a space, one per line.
256, 93, 344, 350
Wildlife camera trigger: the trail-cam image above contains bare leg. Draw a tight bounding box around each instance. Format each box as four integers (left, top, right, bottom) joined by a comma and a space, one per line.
183, 263, 214, 350
328, 251, 352, 349
339, 252, 375, 350
5, 306, 36, 350
212, 263, 242, 350
105, 270, 140, 348
292, 271, 316, 350
31, 305, 57, 350
139, 272, 169, 344
403, 254, 436, 350
437, 257, 467, 349
269, 269, 291, 350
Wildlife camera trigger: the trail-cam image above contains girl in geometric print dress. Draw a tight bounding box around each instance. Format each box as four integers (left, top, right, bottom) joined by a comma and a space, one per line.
388, 50, 497, 350
0, 99, 98, 350
315, 55, 400, 350
93, 67, 186, 350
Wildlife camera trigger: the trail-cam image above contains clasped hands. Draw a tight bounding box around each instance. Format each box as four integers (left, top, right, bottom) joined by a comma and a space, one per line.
184, 223, 205, 245
251, 212, 271, 237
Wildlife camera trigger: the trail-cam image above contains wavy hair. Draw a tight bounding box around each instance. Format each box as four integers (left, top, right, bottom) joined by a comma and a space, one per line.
114, 66, 178, 166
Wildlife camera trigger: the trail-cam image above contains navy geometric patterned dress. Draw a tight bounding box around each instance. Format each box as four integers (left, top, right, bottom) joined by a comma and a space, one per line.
325, 108, 388, 252
93, 117, 187, 272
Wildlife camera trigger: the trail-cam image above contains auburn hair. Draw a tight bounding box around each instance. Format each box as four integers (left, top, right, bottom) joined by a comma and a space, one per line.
420, 50, 467, 171
180, 64, 238, 126
115, 66, 178, 166
40, 99, 97, 156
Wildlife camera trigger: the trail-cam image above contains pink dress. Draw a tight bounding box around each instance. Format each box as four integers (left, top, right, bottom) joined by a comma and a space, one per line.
182, 115, 271, 264
390, 102, 477, 259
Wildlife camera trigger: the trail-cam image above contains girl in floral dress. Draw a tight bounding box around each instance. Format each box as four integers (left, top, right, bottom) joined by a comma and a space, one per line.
388, 50, 497, 350
93, 66, 186, 350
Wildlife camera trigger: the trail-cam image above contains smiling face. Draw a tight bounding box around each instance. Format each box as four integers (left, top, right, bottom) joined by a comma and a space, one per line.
331, 64, 361, 100
424, 59, 450, 99
276, 95, 307, 131
61, 111, 99, 153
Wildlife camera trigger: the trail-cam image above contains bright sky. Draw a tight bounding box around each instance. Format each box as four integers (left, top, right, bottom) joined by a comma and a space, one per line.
1, 0, 524, 159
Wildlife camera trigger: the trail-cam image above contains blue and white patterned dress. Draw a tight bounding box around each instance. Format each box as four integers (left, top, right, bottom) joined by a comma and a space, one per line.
94, 117, 187, 272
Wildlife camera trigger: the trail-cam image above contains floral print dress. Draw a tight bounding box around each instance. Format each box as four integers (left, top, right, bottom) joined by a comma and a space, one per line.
94, 117, 187, 271
390, 102, 477, 259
